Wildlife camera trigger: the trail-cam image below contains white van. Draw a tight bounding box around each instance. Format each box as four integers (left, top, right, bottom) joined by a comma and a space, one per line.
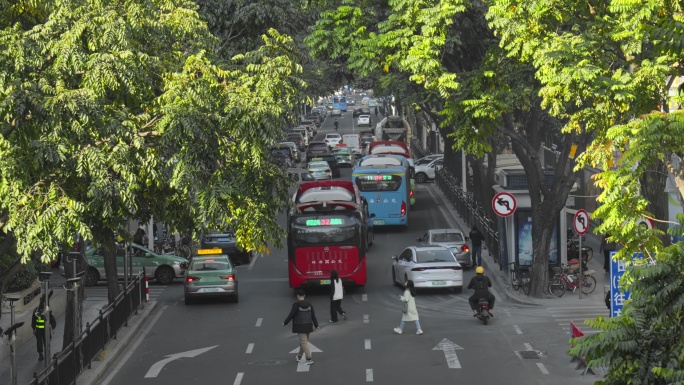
342, 134, 361, 156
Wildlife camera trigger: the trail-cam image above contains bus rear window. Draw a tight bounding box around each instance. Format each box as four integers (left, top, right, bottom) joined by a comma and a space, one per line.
292, 223, 358, 245
354, 176, 403, 192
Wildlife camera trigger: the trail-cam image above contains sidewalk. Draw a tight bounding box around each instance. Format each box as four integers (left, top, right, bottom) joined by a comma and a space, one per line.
0, 275, 158, 385
427, 182, 609, 309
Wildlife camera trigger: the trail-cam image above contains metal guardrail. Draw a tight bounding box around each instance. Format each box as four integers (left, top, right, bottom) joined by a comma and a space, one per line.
435, 168, 503, 270
29, 271, 146, 385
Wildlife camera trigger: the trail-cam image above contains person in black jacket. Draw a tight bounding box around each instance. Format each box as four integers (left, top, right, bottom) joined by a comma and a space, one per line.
468, 227, 485, 266
283, 290, 319, 365
31, 299, 57, 361
467, 266, 495, 316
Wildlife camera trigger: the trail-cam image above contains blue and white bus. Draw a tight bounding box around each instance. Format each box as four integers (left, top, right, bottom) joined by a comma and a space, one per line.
333, 95, 347, 112
352, 163, 411, 227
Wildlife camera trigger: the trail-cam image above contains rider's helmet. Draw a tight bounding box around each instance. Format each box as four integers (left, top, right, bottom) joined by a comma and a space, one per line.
475, 266, 484, 274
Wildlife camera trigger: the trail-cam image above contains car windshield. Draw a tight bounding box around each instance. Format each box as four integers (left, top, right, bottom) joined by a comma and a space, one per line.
309, 143, 327, 149
308, 162, 329, 170
190, 258, 231, 271
431, 232, 464, 242
415, 158, 436, 166
416, 249, 457, 263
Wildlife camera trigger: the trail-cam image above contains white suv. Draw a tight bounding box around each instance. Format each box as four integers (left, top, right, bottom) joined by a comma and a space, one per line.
357, 115, 371, 127
414, 158, 444, 183
324, 133, 343, 146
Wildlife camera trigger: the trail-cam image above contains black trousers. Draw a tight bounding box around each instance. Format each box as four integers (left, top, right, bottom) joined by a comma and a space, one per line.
469, 294, 495, 311
35, 330, 45, 354
603, 250, 613, 272
330, 299, 345, 321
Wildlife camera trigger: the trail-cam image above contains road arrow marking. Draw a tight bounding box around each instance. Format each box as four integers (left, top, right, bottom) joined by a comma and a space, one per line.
290, 343, 323, 372
144, 345, 218, 378
432, 338, 463, 369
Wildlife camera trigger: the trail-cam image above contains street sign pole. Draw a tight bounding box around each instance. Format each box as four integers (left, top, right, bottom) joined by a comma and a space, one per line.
573, 209, 589, 300
579, 234, 583, 300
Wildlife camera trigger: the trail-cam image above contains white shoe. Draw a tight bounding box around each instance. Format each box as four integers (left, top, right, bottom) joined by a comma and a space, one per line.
416, 329, 423, 335
393, 327, 403, 334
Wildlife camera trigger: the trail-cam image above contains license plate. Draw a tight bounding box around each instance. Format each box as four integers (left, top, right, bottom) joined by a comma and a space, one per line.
432, 281, 446, 286
373, 220, 385, 225
199, 288, 222, 293
320, 279, 331, 285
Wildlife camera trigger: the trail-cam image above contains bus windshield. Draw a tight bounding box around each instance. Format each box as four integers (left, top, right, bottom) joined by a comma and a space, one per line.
355, 175, 403, 191
291, 215, 359, 245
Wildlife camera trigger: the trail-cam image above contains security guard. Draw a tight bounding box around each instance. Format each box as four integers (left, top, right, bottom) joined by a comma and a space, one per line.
31, 299, 57, 361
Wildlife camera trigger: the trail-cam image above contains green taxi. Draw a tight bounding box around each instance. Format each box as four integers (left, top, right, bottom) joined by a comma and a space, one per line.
84, 243, 187, 286
184, 249, 238, 304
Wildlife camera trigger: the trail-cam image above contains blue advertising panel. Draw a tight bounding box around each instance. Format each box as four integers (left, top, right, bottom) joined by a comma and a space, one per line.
610, 252, 653, 317
515, 210, 559, 265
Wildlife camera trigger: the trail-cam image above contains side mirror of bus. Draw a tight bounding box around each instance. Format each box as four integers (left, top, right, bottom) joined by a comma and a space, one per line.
369, 213, 376, 218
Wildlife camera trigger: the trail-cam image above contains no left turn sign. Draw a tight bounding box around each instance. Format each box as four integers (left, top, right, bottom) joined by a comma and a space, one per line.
492, 192, 516, 217
574, 209, 589, 235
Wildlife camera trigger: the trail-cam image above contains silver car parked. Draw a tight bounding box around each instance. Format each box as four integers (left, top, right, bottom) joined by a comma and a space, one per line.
417, 229, 472, 269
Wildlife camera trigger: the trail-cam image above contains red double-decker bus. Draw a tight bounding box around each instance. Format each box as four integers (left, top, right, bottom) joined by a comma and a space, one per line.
287, 201, 367, 288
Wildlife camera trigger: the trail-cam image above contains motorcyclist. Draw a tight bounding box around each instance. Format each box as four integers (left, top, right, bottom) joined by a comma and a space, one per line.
334, 119, 339, 131
467, 266, 495, 317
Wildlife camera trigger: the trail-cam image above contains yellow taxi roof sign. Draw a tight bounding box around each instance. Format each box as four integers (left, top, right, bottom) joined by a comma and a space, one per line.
197, 248, 222, 255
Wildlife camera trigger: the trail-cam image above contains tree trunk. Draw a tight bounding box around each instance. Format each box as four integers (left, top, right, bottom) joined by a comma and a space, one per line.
103, 236, 121, 304
640, 159, 670, 245
62, 235, 88, 349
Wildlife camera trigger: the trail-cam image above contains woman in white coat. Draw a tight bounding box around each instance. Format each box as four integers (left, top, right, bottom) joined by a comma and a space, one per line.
394, 280, 422, 335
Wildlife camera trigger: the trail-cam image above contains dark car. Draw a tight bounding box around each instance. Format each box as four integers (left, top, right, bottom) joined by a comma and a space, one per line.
353, 107, 371, 118
309, 154, 341, 178
273, 152, 293, 169
286, 133, 307, 151
201, 230, 252, 265
306, 141, 332, 162
304, 114, 322, 127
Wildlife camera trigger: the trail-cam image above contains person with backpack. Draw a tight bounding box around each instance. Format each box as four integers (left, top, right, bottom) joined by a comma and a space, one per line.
467, 266, 495, 317
283, 290, 319, 365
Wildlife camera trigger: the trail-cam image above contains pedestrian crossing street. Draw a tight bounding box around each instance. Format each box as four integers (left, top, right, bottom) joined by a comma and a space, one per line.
545, 304, 610, 336
84, 285, 166, 301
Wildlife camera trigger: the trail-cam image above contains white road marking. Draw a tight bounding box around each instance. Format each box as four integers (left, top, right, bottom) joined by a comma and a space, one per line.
432, 338, 463, 369
365, 339, 371, 349
524, 343, 533, 351
100, 304, 167, 385
233, 372, 244, 385
297, 360, 310, 372
504, 308, 511, 317
363, 314, 369, 324
246, 343, 254, 354
537, 363, 549, 374
144, 346, 218, 378
248, 253, 258, 270
255, 318, 263, 327
362, 294, 368, 302
366, 369, 374, 382
513, 325, 522, 334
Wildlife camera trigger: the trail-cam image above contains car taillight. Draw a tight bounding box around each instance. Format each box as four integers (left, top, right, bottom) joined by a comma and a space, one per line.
409, 190, 414, 197
186, 276, 200, 282
401, 201, 407, 216
461, 245, 469, 253
220, 275, 235, 281
411, 268, 426, 272
326, 170, 331, 173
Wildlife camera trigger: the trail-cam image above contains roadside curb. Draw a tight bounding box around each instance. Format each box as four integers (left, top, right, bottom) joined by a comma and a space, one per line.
78, 301, 159, 385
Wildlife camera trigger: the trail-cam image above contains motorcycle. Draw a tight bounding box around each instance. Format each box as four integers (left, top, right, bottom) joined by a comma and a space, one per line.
475, 298, 490, 325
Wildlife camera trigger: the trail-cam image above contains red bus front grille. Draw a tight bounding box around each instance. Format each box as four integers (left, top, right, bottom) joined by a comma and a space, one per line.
294, 246, 359, 279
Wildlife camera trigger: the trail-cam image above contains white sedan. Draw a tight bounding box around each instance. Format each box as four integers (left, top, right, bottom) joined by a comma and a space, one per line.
391, 246, 463, 292
414, 157, 444, 183
324, 133, 343, 146
331, 108, 342, 116
357, 114, 371, 127
307, 161, 332, 180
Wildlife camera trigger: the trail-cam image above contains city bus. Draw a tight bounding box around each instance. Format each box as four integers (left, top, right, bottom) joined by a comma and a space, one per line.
287, 201, 368, 288
352, 163, 411, 227
333, 95, 347, 112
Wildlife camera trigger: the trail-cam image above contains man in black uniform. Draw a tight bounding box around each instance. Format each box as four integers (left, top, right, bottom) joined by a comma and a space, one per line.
467, 266, 495, 316
31, 299, 57, 361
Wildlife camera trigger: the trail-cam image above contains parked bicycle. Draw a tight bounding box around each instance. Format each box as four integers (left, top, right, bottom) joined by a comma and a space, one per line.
510, 262, 531, 295
548, 264, 597, 297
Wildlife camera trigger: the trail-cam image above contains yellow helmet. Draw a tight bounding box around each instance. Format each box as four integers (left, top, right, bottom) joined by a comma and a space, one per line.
475, 266, 484, 274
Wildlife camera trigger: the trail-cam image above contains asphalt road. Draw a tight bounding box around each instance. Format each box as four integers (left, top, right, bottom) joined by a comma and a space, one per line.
99, 113, 597, 385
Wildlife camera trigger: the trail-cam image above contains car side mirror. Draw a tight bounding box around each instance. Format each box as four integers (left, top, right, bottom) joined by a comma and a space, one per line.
416, 237, 422, 242
370, 213, 376, 218
145, 253, 152, 257
465, 237, 470, 241
391, 255, 398, 261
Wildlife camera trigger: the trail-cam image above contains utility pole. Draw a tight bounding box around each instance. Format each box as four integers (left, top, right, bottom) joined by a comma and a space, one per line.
4, 295, 24, 385
65, 272, 84, 340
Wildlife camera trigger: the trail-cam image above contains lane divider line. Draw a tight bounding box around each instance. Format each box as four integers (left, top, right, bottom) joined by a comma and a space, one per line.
513, 325, 522, 335
255, 318, 263, 327
234, 372, 244, 385
363, 314, 369, 324
366, 369, 374, 382
365, 339, 371, 349
524, 343, 533, 351
362, 294, 368, 302
246, 343, 254, 354
536, 363, 549, 374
